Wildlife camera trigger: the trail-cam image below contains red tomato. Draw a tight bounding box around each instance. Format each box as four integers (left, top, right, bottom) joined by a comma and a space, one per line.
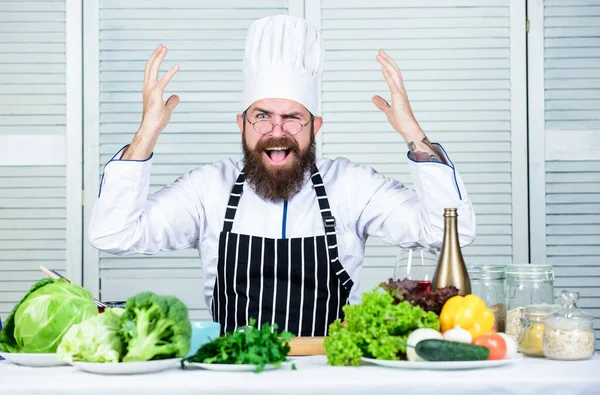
473, 334, 507, 360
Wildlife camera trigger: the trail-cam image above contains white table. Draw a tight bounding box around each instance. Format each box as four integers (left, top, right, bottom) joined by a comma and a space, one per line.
1, 355, 599, 395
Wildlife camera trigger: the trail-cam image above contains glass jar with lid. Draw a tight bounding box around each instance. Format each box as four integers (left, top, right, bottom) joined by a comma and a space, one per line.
505, 264, 555, 345
543, 290, 596, 361
518, 304, 560, 357
468, 263, 506, 332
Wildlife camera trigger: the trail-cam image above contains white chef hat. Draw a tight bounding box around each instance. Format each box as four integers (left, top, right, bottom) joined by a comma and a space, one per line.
242, 15, 323, 116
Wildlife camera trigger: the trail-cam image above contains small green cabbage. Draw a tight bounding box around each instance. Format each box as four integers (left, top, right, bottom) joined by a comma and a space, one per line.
57, 308, 125, 363
0, 279, 98, 353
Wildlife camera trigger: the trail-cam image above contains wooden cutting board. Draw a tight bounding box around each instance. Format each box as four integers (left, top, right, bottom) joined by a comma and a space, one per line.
289, 336, 325, 356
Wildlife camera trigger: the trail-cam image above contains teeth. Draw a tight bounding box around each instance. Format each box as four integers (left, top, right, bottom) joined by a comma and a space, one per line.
267, 147, 288, 151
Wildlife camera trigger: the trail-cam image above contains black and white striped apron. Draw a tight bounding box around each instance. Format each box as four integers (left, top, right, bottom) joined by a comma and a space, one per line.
211, 167, 354, 336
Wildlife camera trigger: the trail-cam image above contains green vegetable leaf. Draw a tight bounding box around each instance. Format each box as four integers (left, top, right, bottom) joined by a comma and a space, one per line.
57, 307, 125, 363
323, 287, 441, 366
0, 278, 97, 354
0, 278, 55, 353
119, 292, 192, 362
183, 318, 294, 374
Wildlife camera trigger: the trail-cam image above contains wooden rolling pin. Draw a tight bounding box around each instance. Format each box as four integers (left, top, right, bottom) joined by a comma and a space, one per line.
288, 337, 325, 356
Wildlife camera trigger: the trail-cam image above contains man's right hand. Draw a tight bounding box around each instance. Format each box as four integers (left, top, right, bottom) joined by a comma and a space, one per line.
122, 44, 180, 160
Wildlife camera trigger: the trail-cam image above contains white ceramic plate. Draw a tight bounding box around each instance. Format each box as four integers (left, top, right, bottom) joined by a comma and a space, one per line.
0, 352, 68, 367
361, 355, 522, 370
70, 358, 181, 375
185, 362, 281, 372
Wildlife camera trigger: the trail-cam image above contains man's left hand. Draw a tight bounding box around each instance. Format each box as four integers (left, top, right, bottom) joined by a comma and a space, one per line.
372, 49, 422, 137
372, 50, 444, 163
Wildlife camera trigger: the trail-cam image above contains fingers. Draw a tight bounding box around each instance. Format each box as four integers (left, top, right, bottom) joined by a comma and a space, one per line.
381, 66, 401, 97
144, 45, 164, 86
376, 50, 404, 94
157, 64, 180, 91
165, 94, 180, 112
372, 95, 391, 114
376, 55, 401, 92
149, 45, 168, 84
378, 50, 403, 81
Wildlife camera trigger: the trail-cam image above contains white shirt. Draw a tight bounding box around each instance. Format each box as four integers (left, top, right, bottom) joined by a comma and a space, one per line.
89, 144, 476, 306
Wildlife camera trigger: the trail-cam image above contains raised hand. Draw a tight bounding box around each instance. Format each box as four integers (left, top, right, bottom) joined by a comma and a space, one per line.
372, 49, 442, 163
140, 44, 180, 134
372, 49, 419, 136
122, 45, 179, 160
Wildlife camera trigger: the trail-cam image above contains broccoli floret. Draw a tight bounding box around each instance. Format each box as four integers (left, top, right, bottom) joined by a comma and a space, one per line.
119, 292, 192, 362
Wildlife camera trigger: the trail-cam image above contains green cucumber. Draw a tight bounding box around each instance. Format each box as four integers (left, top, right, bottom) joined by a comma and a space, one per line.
415, 339, 490, 361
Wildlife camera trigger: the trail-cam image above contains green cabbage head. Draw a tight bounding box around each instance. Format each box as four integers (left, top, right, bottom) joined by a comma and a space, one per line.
57, 307, 125, 363
0, 278, 98, 353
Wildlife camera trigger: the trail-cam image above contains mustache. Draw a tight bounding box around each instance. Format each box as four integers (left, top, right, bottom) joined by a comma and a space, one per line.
255, 137, 300, 152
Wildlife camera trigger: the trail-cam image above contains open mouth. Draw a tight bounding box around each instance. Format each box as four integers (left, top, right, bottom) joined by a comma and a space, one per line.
264, 147, 293, 165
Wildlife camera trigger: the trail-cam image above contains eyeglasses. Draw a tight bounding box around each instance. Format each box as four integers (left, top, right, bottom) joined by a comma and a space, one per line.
245, 113, 313, 136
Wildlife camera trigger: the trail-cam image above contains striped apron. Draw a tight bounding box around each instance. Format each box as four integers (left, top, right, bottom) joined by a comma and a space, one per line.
211, 167, 354, 336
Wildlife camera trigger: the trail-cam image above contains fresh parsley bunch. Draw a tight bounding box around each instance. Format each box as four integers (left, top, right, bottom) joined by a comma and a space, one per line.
183, 319, 294, 373
323, 287, 440, 366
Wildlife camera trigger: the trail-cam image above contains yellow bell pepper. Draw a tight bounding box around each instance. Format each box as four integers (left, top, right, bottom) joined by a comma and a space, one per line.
440, 294, 495, 338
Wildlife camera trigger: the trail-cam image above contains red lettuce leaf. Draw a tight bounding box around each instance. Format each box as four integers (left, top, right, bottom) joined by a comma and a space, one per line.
380, 278, 459, 315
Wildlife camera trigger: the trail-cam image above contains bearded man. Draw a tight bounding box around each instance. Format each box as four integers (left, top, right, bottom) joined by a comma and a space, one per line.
89, 15, 476, 336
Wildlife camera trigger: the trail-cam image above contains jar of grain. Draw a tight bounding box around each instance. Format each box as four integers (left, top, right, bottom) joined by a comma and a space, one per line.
468, 263, 506, 332
518, 304, 560, 357
505, 264, 555, 345
543, 290, 595, 361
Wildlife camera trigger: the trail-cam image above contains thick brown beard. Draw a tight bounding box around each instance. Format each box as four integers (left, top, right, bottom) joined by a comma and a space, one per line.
242, 127, 316, 202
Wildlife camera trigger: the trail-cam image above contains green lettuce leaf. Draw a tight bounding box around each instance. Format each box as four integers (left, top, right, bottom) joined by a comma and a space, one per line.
57, 308, 125, 363
323, 287, 440, 366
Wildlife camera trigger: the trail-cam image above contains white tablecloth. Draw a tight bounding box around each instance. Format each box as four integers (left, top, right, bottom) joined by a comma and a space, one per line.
1, 355, 599, 395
